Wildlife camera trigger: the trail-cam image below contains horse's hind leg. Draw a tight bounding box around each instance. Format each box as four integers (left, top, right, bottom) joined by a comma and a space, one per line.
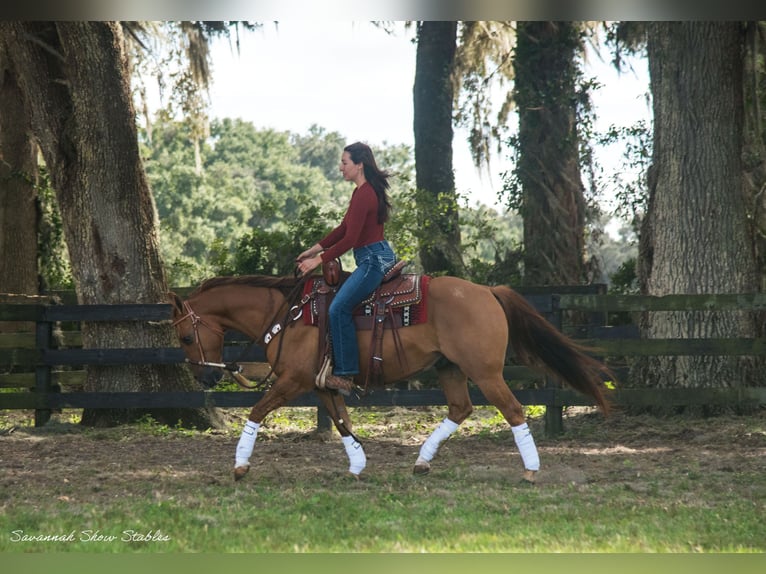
413, 362, 472, 475
474, 374, 540, 483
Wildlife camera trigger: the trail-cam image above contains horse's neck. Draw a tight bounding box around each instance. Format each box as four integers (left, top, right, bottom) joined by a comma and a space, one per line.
207, 286, 285, 340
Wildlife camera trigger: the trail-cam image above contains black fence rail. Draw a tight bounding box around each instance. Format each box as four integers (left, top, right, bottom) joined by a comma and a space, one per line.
2, 287, 765, 435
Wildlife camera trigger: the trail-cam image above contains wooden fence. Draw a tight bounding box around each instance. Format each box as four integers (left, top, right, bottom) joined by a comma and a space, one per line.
1, 287, 765, 435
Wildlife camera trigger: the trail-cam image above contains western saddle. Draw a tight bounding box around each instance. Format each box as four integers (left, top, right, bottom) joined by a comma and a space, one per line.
311, 259, 421, 393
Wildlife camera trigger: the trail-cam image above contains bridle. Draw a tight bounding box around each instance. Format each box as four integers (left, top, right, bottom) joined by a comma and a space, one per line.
173, 278, 363, 446
172, 300, 260, 388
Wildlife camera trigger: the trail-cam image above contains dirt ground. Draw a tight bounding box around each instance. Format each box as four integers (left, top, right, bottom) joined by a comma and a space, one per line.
1, 405, 765, 500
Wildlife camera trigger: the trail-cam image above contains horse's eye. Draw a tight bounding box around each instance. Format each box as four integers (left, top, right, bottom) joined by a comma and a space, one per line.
180, 335, 194, 345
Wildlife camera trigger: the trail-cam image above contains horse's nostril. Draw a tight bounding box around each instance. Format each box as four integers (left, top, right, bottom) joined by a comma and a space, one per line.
201, 379, 219, 389
199, 367, 223, 388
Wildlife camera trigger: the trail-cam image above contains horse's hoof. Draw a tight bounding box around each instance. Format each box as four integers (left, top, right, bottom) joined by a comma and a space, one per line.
233, 465, 250, 481
413, 463, 431, 475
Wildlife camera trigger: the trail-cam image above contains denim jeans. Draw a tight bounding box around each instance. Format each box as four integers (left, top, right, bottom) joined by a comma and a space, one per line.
329, 241, 396, 376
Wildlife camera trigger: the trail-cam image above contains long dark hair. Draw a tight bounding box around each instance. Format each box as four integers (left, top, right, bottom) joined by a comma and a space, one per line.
344, 142, 392, 224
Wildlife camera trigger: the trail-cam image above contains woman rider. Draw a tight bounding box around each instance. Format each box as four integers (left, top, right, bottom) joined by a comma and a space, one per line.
296, 141, 396, 394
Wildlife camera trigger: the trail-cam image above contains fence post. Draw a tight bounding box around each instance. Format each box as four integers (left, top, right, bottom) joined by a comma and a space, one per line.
316, 404, 332, 432
34, 309, 53, 427
544, 294, 564, 437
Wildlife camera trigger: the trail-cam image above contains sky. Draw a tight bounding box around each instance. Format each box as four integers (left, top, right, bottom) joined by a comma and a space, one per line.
205, 21, 651, 213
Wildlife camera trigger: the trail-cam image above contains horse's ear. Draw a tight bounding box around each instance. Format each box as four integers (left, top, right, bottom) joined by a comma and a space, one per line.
167, 292, 184, 315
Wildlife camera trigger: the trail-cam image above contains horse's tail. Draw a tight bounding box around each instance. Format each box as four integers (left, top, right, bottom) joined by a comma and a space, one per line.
490, 285, 613, 415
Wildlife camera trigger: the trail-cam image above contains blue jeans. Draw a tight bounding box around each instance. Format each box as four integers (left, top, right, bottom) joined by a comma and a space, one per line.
329, 241, 396, 376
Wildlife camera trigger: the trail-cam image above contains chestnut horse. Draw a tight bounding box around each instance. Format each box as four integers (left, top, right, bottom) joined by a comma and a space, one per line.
169, 274, 612, 483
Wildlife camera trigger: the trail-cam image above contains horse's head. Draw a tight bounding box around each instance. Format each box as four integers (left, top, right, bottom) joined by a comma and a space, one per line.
169, 291, 226, 388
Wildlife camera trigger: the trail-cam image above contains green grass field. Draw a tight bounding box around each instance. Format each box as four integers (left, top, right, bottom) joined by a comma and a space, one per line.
1, 406, 764, 553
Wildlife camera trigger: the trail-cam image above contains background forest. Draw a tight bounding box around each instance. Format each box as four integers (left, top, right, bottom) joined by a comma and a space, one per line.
140, 117, 636, 289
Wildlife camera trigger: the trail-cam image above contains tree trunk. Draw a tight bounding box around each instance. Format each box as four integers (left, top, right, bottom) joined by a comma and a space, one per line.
0, 46, 39, 310
413, 21, 465, 276
514, 21, 587, 287
0, 21, 222, 428
743, 22, 766, 294
635, 22, 761, 404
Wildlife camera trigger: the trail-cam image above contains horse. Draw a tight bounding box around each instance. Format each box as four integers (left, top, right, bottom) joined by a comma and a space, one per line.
169, 273, 613, 483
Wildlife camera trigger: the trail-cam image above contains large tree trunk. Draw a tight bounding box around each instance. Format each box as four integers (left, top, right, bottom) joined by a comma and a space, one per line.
413, 21, 465, 276
635, 22, 761, 403
514, 21, 587, 286
0, 21, 222, 427
0, 48, 38, 304
743, 22, 766, 294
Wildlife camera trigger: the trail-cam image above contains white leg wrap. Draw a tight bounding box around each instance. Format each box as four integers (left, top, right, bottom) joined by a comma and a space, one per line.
235, 420, 260, 468
512, 422, 540, 471
417, 418, 460, 464
341, 435, 367, 475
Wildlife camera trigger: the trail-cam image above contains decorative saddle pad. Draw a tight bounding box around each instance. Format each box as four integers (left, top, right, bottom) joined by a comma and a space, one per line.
302, 274, 430, 329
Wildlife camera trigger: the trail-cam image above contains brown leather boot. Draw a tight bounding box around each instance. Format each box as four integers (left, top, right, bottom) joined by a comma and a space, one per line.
324, 374, 356, 396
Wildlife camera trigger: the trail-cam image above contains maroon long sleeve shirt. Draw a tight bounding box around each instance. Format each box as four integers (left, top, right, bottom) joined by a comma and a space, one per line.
319, 182, 384, 263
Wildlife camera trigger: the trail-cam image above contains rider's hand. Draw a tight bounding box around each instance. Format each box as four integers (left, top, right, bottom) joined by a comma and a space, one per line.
297, 255, 322, 277
296, 243, 322, 263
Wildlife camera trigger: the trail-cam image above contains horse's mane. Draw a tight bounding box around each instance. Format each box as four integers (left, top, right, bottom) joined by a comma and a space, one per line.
190, 275, 302, 298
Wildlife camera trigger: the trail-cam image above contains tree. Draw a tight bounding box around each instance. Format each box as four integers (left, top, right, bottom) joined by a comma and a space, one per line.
0, 21, 221, 427
413, 21, 466, 276
0, 39, 39, 306
743, 22, 766, 291
453, 21, 516, 171
291, 124, 347, 183
510, 21, 589, 286
144, 117, 349, 284
636, 22, 761, 398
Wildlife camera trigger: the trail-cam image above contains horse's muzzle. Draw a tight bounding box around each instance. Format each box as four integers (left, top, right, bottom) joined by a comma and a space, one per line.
197, 366, 224, 389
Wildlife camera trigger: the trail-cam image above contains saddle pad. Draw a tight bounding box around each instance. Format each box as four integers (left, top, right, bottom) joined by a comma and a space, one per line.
302, 274, 430, 329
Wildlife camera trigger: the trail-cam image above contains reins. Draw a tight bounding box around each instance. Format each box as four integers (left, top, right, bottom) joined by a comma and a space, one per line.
255, 275, 313, 386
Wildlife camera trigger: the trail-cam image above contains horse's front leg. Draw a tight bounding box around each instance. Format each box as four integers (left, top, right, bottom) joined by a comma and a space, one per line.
315, 389, 366, 478
233, 376, 307, 481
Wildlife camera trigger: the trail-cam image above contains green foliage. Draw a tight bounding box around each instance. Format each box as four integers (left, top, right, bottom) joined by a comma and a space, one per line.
289, 124, 346, 182
142, 113, 541, 289
217, 205, 336, 276
459, 199, 524, 285
382, 187, 423, 267
609, 257, 639, 295
37, 166, 73, 290
134, 413, 195, 437
142, 117, 349, 284
607, 256, 639, 325
141, 115, 440, 284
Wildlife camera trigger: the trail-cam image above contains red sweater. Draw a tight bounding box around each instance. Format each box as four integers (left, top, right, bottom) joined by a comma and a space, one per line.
319, 182, 384, 263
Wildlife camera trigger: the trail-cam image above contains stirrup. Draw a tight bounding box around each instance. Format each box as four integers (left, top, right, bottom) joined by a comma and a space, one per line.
324, 374, 355, 396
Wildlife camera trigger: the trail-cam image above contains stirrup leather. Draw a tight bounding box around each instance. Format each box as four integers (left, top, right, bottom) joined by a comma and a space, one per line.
315, 354, 332, 389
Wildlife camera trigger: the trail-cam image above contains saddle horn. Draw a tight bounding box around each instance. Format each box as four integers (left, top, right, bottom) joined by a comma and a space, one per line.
322, 258, 342, 287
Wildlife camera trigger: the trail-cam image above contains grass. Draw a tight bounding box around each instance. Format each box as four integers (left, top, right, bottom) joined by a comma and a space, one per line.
1, 406, 764, 553
2, 467, 761, 552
